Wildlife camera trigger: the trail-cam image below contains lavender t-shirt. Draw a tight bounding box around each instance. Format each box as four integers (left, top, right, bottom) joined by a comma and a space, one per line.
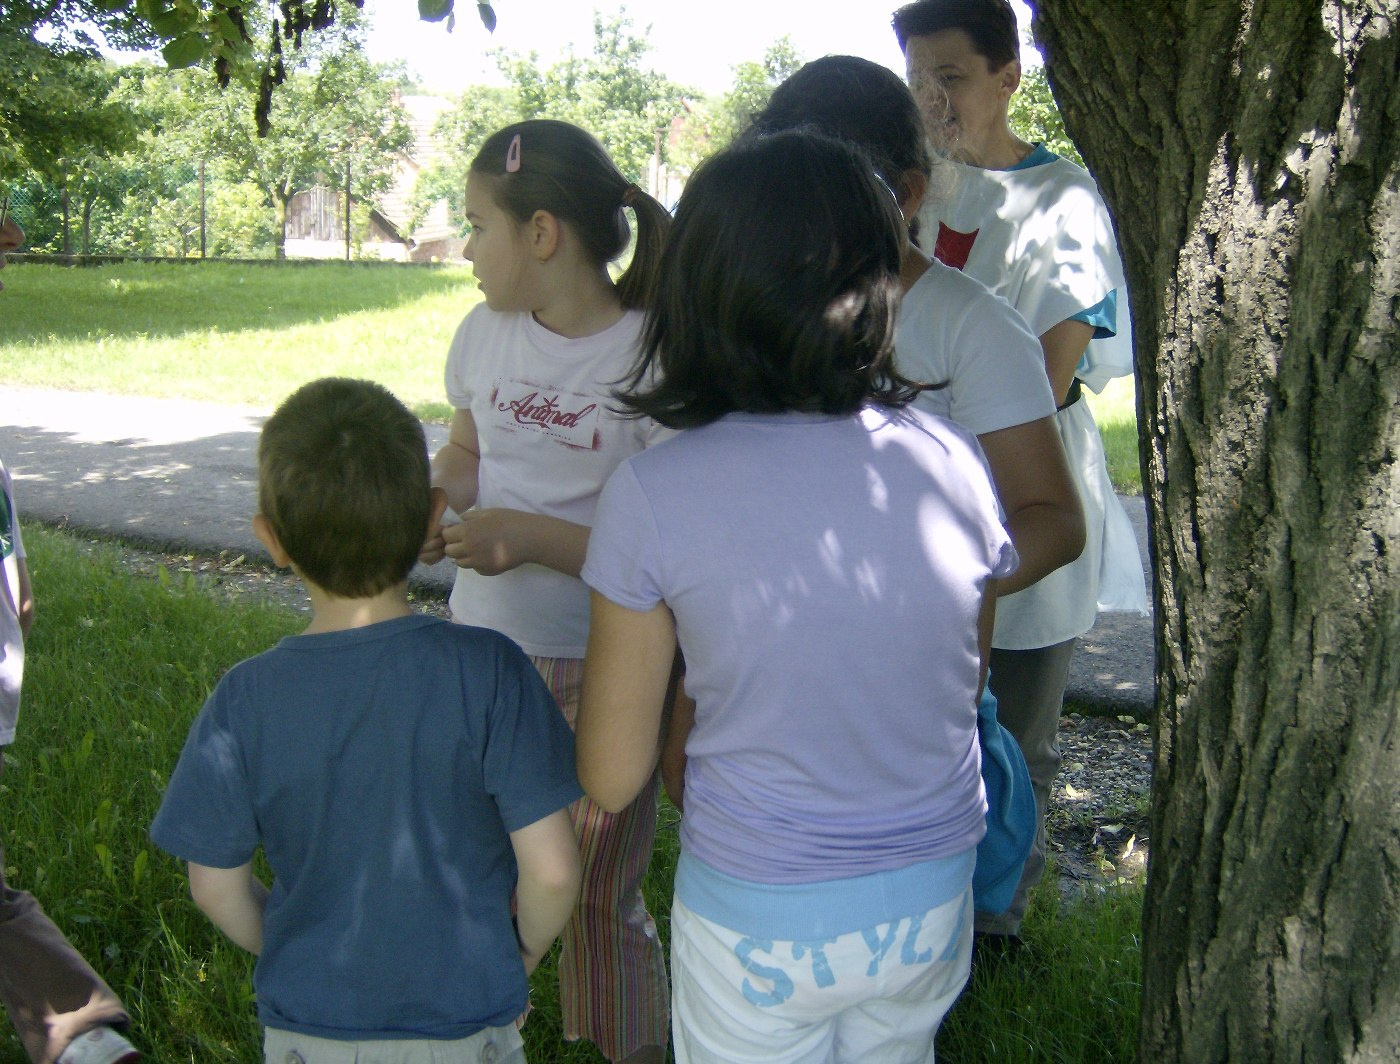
582, 406, 1017, 884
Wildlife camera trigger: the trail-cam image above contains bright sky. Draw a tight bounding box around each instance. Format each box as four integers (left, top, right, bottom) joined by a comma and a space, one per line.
364, 0, 1037, 97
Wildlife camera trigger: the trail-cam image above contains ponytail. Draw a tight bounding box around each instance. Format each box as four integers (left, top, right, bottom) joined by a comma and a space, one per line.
615, 183, 671, 311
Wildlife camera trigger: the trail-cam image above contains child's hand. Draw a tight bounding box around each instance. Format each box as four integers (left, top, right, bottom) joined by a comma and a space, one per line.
443, 508, 530, 576
418, 493, 456, 567
419, 530, 448, 566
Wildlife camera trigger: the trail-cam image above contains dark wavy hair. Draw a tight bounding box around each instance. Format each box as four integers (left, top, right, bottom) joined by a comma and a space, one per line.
892, 0, 1021, 69
469, 119, 671, 310
258, 378, 430, 598
748, 56, 932, 207
619, 131, 916, 429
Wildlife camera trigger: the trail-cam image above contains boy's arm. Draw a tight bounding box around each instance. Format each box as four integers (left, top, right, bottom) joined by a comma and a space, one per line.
187, 861, 268, 955
15, 554, 32, 637
509, 810, 582, 975
1039, 318, 1097, 407
577, 593, 677, 813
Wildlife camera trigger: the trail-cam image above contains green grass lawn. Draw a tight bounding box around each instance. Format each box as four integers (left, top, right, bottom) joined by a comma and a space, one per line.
0, 260, 479, 423
1083, 377, 1142, 496
1, 259, 1145, 490
0, 527, 1143, 1063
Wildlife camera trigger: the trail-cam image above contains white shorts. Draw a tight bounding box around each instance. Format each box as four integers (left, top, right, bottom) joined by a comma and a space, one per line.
671, 886, 972, 1064
263, 1023, 525, 1064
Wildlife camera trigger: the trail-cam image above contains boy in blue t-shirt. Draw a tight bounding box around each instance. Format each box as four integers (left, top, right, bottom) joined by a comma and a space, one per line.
151, 378, 582, 1062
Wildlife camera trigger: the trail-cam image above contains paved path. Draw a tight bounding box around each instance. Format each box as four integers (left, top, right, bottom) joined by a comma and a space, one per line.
0, 385, 1155, 716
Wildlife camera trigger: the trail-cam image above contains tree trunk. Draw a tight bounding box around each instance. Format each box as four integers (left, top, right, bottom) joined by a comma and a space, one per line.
1032, 1, 1399, 1060
274, 187, 289, 259
81, 193, 96, 256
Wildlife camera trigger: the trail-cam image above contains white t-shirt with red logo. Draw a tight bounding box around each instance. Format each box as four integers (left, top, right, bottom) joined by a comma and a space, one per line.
444, 305, 660, 657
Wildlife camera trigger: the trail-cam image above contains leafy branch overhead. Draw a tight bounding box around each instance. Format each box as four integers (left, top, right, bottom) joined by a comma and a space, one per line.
119, 0, 497, 134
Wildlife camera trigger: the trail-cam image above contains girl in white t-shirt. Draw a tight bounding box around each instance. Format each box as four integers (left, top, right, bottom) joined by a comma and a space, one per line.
420, 119, 672, 1064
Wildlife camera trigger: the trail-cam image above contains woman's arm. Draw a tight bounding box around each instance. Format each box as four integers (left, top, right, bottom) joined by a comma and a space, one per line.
15, 554, 32, 637
577, 593, 677, 813
976, 416, 1086, 594
659, 673, 695, 814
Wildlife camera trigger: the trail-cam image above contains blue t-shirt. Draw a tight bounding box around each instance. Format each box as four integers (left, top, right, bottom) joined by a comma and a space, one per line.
150, 615, 581, 1041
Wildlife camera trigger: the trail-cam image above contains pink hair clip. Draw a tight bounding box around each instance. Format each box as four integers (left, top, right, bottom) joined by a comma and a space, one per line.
505, 134, 522, 173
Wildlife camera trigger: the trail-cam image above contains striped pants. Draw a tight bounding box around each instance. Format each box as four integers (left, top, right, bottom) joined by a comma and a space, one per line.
532, 656, 670, 1062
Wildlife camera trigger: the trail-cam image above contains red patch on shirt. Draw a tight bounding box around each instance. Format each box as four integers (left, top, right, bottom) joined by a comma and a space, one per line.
933, 224, 979, 271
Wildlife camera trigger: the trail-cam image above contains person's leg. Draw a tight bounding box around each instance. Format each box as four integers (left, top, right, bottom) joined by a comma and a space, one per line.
0, 764, 135, 1064
977, 639, 1077, 939
531, 657, 669, 1064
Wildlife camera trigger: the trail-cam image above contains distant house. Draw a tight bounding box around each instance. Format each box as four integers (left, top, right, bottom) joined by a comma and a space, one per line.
284, 94, 464, 263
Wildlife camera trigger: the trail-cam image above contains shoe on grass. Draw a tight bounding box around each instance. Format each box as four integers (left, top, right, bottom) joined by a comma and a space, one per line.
55, 1026, 139, 1064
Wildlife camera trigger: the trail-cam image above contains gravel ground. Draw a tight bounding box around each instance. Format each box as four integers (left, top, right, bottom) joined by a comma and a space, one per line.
79, 534, 1154, 895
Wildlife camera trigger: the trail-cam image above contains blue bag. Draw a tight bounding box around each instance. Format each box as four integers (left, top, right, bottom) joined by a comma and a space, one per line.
972, 686, 1036, 915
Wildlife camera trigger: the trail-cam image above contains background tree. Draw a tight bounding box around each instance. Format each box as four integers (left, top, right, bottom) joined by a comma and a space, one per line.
1031, 0, 1398, 1059
0, 35, 137, 191
202, 16, 413, 256
413, 10, 690, 233
1009, 62, 1080, 165
410, 84, 519, 234
706, 36, 805, 148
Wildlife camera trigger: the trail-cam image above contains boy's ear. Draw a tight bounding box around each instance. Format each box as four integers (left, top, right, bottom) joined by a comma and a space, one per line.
997, 59, 1022, 101
528, 209, 560, 261
252, 514, 292, 569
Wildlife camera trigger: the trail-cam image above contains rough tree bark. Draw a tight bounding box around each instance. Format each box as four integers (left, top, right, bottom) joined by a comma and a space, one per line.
1031, 1, 1398, 1060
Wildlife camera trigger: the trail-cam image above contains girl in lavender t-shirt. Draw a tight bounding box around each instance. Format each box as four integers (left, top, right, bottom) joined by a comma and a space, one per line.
577, 131, 1016, 1063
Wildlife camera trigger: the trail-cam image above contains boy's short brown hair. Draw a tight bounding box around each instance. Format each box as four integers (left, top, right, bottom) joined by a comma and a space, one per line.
892, 0, 1020, 70
258, 378, 430, 598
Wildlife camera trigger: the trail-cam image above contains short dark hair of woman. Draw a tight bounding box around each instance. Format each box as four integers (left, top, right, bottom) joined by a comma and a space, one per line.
619, 130, 917, 430
748, 55, 932, 205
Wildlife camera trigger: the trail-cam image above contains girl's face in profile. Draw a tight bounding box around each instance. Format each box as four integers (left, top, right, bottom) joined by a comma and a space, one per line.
462, 175, 535, 312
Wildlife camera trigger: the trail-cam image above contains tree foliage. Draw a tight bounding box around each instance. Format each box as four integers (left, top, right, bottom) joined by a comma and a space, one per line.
1010, 63, 1081, 166
0, 29, 138, 179
14, 13, 410, 259
413, 10, 691, 233
202, 17, 413, 254
707, 36, 806, 149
